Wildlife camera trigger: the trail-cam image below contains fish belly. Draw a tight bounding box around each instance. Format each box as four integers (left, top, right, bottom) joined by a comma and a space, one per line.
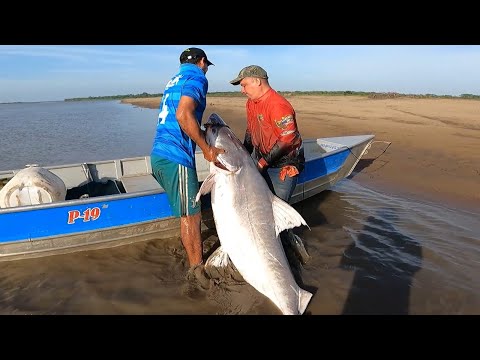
211, 174, 309, 315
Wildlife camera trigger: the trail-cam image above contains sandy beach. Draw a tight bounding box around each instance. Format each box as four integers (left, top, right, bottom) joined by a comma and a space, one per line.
122, 95, 480, 213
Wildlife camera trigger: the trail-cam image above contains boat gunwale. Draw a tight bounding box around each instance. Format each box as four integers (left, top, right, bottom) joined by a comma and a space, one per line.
303, 134, 375, 161
0, 134, 375, 214
0, 188, 165, 214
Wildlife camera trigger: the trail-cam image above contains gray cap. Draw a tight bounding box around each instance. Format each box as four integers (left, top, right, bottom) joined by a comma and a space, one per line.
230, 65, 268, 85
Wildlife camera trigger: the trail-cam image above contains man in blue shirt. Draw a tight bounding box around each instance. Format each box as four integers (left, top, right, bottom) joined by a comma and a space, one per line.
151, 47, 224, 289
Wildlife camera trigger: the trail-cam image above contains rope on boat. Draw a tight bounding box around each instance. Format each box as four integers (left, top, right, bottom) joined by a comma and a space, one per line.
348, 140, 392, 161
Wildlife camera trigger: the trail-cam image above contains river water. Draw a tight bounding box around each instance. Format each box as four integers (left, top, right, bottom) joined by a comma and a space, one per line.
0, 101, 478, 315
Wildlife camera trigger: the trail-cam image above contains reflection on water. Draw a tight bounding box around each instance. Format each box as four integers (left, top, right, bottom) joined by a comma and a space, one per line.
0, 180, 478, 315
340, 208, 422, 315
297, 181, 479, 315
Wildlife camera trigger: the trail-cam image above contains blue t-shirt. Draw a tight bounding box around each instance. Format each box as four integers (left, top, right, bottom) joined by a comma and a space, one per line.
151, 63, 208, 169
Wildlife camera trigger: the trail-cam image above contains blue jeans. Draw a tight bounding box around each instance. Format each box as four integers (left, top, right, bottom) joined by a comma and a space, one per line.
262, 167, 298, 202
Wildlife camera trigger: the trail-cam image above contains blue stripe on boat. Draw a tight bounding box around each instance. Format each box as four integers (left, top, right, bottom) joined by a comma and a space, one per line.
298, 148, 349, 184
0, 193, 172, 243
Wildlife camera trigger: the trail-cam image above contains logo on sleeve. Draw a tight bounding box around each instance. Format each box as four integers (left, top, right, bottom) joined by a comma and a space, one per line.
275, 114, 294, 129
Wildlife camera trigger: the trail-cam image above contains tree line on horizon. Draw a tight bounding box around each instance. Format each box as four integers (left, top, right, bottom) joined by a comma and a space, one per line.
64, 90, 480, 102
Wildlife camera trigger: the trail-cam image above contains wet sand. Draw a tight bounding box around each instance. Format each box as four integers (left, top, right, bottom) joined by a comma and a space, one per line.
122, 95, 480, 213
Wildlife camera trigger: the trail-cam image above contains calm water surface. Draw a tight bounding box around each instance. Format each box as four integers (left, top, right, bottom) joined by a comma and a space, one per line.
0, 100, 157, 171
0, 101, 478, 315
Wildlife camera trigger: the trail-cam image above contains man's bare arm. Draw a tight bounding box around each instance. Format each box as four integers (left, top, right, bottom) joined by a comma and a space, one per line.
176, 95, 224, 162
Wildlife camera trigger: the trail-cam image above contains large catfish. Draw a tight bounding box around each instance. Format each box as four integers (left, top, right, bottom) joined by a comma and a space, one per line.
196, 113, 313, 315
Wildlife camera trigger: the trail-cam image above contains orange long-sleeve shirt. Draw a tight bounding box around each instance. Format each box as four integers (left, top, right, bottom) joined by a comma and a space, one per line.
245, 88, 303, 169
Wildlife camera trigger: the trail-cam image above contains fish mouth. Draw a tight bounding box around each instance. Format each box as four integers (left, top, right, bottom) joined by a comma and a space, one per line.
214, 161, 228, 171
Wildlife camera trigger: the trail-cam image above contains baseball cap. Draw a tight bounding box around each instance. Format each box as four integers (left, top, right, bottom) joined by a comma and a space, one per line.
230, 65, 268, 85
180, 47, 214, 66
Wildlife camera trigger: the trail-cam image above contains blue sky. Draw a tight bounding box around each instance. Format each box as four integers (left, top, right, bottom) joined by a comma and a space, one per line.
1, 45, 479, 103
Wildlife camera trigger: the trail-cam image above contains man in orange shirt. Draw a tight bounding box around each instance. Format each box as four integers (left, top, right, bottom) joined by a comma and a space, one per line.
230, 65, 309, 265
230, 65, 305, 202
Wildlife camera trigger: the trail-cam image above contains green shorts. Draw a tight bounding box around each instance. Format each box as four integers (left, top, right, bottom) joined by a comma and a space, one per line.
151, 154, 201, 218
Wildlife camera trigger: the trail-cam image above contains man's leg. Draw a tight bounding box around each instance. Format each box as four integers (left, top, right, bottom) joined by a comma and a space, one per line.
151, 154, 210, 288
180, 212, 203, 266
181, 212, 211, 290
176, 164, 210, 289
152, 154, 204, 265
265, 167, 297, 202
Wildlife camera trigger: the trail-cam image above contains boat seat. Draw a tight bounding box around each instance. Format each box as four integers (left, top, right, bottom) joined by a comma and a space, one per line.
120, 174, 163, 193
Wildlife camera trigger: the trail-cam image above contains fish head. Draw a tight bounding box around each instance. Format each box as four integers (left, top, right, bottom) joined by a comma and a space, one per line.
203, 113, 230, 146
203, 113, 251, 172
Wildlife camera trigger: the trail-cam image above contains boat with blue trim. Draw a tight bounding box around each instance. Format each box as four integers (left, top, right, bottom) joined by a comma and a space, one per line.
0, 118, 374, 261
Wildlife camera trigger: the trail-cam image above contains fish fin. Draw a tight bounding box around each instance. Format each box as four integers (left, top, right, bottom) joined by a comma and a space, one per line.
195, 172, 216, 202
205, 246, 231, 268
204, 246, 243, 282
272, 196, 309, 237
298, 288, 313, 315
284, 231, 311, 265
